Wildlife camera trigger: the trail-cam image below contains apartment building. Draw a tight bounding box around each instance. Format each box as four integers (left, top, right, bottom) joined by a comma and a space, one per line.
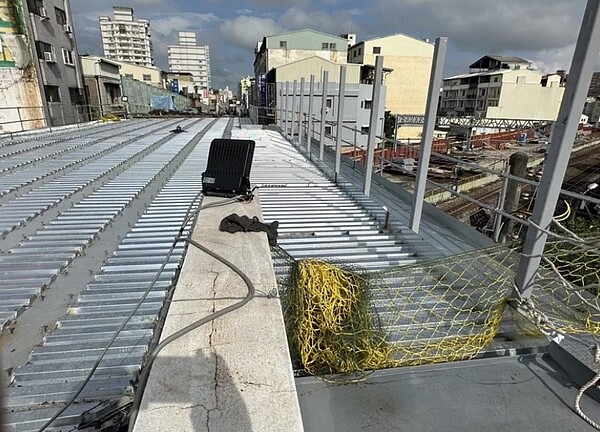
167, 31, 211, 92
348, 33, 434, 139
253, 29, 348, 122
440, 55, 565, 121
99, 6, 153, 67
20, 0, 85, 126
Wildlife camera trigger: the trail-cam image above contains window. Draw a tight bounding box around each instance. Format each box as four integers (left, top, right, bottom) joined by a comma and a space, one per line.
326, 98, 333, 108
44, 85, 60, 102
358, 48, 362, 56
279, 40, 287, 49
493, 76, 500, 83
62, 48, 74, 65
322, 42, 329, 49
69, 87, 85, 105
329, 43, 337, 50
35, 41, 53, 59
373, 46, 381, 54
124, 73, 134, 78
27, 0, 44, 16
364, 100, 373, 110
55, 7, 67, 25
361, 126, 369, 135
353, 50, 357, 58
143, 74, 151, 81
325, 126, 332, 135
119, 24, 127, 34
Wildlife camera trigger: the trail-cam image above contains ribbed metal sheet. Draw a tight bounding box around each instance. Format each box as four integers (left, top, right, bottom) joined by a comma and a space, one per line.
232, 128, 421, 273
4, 118, 229, 431
0, 119, 198, 329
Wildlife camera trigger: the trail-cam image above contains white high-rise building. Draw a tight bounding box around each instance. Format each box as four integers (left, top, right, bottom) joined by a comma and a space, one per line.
99, 6, 154, 67
168, 32, 211, 91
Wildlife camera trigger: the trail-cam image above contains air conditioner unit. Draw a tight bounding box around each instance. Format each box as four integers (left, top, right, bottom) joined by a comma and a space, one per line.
202, 139, 255, 197
38, 7, 49, 19
63, 24, 72, 33
43, 51, 56, 63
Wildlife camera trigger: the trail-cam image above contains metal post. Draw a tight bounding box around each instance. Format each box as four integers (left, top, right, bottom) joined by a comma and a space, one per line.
17, 107, 23, 132
291, 80, 297, 141
319, 70, 329, 160
60, 104, 66, 126
515, 0, 600, 299
335, 65, 347, 182
409, 37, 448, 232
277, 87, 283, 129
307, 75, 315, 157
283, 81, 289, 137
353, 128, 357, 169
493, 170, 510, 242
298, 77, 305, 149
363, 56, 385, 196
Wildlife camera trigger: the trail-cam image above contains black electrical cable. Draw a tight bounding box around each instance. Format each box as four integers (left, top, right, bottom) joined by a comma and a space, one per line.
37, 193, 254, 432
126, 236, 256, 431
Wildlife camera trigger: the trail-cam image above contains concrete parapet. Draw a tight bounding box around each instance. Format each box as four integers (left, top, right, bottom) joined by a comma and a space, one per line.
133, 194, 303, 432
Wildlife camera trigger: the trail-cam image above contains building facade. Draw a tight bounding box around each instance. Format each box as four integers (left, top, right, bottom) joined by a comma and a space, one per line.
253, 29, 349, 123
99, 6, 153, 67
19, 0, 85, 127
110, 60, 162, 89
348, 33, 434, 139
167, 31, 211, 91
440, 55, 565, 121
254, 29, 348, 76
272, 56, 385, 148
80, 55, 121, 112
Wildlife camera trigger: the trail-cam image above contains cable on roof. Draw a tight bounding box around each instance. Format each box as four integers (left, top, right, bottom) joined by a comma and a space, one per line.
37, 192, 255, 432
126, 235, 256, 431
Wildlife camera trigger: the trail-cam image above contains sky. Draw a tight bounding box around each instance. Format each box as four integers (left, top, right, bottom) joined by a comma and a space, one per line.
70, 0, 591, 93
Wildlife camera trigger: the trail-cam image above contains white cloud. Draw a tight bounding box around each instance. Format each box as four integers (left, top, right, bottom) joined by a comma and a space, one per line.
220, 15, 285, 49
149, 13, 219, 36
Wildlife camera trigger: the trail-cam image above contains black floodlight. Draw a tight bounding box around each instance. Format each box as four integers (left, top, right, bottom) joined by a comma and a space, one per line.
202, 139, 255, 197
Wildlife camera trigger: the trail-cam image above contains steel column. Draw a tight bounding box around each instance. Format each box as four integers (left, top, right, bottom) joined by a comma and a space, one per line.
335, 66, 347, 182
291, 80, 297, 141
363, 56, 385, 196
298, 77, 305, 149
409, 37, 448, 232
515, 0, 600, 299
319, 70, 329, 160
283, 81, 289, 137
307, 75, 315, 157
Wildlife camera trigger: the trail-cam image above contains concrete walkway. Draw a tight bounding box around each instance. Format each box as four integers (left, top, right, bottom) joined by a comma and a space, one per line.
133, 194, 303, 432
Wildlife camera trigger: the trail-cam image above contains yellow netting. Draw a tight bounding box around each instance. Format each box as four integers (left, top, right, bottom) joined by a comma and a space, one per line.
275, 234, 600, 379
101, 114, 121, 122
531, 236, 600, 335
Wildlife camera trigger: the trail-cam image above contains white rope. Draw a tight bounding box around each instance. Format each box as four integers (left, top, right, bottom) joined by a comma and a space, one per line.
516, 296, 600, 430
574, 344, 600, 431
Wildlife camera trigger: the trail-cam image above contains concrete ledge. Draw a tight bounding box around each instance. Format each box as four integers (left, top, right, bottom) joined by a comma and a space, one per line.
133, 194, 304, 432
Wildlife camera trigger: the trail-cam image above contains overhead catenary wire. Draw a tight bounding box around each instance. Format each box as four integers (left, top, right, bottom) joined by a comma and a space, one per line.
37, 192, 255, 432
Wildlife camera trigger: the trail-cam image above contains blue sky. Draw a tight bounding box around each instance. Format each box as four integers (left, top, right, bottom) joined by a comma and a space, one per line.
70, 0, 590, 92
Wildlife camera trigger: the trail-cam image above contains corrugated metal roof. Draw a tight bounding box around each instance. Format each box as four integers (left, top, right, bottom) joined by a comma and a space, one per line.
4, 119, 230, 430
